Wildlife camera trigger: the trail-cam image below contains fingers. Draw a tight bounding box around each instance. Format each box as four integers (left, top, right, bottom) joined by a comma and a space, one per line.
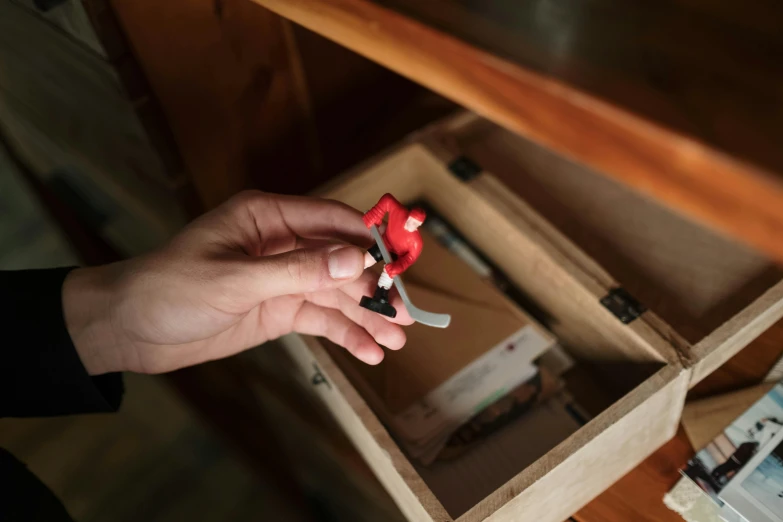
272, 194, 371, 245
293, 302, 385, 365
234, 191, 372, 249
250, 245, 365, 300
306, 289, 407, 350
192, 192, 372, 256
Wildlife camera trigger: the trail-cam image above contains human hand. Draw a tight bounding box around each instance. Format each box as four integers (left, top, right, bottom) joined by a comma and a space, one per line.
63, 191, 412, 375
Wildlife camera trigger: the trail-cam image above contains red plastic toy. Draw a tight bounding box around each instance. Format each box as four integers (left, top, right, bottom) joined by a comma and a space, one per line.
360, 193, 426, 318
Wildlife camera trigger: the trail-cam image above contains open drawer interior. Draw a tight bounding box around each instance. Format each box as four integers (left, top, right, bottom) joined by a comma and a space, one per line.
421, 114, 783, 385
307, 140, 690, 521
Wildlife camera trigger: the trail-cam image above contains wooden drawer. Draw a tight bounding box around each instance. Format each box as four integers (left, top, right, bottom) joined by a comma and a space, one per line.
274, 112, 783, 522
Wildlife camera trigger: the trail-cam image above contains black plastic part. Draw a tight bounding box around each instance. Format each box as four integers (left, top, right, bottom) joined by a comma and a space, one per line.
367, 244, 383, 263
448, 156, 482, 182
600, 287, 646, 324
360, 296, 397, 318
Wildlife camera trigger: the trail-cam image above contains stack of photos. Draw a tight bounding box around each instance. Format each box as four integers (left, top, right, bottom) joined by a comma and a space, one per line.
682, 382, 783, 522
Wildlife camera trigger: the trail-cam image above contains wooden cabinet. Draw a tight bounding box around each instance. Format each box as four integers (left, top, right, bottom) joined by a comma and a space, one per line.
6, 0, 783, 520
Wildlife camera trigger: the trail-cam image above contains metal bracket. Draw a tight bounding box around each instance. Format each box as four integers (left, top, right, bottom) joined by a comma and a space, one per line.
600, 287, 646, 324
448, 156, 482, 182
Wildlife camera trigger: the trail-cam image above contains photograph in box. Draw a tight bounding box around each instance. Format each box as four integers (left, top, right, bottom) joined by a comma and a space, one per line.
682, 382, 783, 511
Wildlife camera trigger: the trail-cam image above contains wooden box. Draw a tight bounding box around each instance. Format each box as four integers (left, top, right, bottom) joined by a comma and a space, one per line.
279, 113, 783, 522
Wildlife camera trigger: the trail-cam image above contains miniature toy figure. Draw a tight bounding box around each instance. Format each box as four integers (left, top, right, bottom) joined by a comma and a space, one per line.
361, 193, 426, 317
360, 194, 451, 328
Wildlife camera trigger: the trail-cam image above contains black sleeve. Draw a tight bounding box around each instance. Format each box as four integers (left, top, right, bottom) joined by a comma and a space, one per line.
0, 268, 123, 418
0, 448, 75, 522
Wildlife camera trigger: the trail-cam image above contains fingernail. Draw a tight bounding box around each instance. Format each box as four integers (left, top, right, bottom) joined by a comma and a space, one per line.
328, 247, 361, 280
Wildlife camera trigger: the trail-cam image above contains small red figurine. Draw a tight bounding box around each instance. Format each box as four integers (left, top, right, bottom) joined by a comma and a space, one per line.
360, 193, 426, 318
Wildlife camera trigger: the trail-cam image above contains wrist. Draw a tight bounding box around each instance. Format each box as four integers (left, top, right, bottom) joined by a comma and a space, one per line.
62, 264, 126, 375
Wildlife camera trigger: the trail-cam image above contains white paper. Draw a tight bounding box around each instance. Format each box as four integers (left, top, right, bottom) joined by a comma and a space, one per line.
392, 325, 551, 441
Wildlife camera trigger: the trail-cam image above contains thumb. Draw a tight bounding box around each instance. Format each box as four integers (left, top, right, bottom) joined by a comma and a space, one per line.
252, 245, 365, 299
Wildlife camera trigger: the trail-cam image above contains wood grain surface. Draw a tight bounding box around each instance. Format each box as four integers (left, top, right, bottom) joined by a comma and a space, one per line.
469, 367, 688, 522
575, 320, 783, 522
426, 114, 783, 349
681, 383, 775, 450
688, 282, 783, 387
108, 0, 317, 209
252, 0, 783, 263
304, 140, 695, 521
109, 0, 453, 210
574, 426, 695, 522
374, 0, 783, 177
313, 117, 783, 519
690, 321, 783, 400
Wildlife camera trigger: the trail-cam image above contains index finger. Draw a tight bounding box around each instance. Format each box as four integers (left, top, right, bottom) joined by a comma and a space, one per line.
260, 193, 372, 246
210, 191, 372, 256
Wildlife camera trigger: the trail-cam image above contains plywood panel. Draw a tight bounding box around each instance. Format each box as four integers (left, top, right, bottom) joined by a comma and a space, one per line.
302, 138, 693, 521
682, 384, 775, 451
423, 114, 783, 386
460, 366, 688, 522
321, 143, 682, 366
435, 117, 783, 345
281, 334, 451, 522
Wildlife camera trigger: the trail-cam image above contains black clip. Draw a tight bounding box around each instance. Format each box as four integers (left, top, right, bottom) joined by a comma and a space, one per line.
448, 156, 482, 182
311, 363, 331, 390
600, 288, 646, 324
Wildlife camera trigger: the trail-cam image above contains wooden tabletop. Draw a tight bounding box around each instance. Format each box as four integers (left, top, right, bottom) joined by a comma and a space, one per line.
253, 0, 783, 263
